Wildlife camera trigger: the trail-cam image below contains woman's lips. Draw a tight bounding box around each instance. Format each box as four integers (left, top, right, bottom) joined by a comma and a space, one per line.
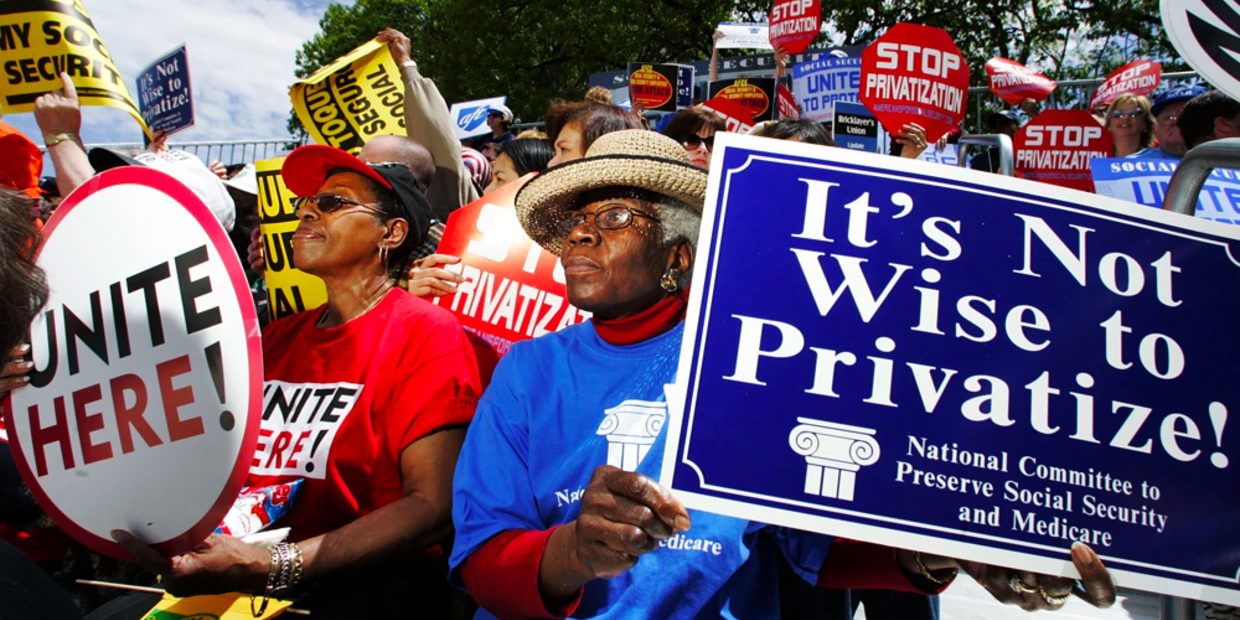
291, 228, 322, 241
563, 255, 600, 274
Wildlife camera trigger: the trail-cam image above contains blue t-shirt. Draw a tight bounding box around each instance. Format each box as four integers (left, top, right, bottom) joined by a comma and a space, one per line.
1129, 146, 1181, 160
450, 322, 831, 619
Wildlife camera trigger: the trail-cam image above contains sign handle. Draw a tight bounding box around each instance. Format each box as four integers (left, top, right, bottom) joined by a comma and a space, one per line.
1159, 595, 1194, 619
1163, 138, 1240, 215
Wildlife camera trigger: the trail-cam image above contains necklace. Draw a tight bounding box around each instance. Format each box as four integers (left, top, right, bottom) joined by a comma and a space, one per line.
316, 282, 392, 327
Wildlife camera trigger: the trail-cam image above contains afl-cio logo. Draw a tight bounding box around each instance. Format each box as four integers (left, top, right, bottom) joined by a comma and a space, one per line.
1162, 0, 1240, 101
629, 66, 673, 109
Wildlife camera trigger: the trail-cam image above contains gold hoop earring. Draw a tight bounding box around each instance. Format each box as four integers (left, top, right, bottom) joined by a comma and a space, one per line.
660, 268, 680, 293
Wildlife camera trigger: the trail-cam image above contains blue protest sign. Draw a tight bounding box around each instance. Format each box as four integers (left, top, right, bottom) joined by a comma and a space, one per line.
661, 132, 1240, 605
136, 45, 193, 135
676, 65, 696, 110
1091, 158, 1240, 225
791, 56, 861, 122
833, 101, 886, 153
448, 96, 507, 141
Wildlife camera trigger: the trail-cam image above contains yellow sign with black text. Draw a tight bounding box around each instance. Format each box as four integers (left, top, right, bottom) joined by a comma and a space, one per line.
0, 0, 148, 134
290, 40, 405, 154
255, 156, 327, 321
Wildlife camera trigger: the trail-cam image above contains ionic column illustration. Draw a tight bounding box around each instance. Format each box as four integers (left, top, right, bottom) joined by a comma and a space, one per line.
788, 418, 880, 501
596, 399, 667, 470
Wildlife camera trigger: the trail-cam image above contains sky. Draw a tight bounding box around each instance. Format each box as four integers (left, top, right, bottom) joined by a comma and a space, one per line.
5, 0, 347, 147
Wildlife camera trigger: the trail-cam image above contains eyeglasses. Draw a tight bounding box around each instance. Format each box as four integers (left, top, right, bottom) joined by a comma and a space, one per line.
1158, 113, 1180, 123
1109, 109, 1144, 119
557, 204, 661, 237
295, 193, 382, 215
679, 134, 715, 151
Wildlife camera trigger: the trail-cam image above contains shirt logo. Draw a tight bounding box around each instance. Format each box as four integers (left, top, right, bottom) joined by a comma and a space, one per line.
595, 399, 666, 470
251, 380, 362, 479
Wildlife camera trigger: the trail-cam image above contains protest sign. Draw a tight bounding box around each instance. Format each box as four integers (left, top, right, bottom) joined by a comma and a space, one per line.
627, 63, 693, 112
1091, 158, 1240, 226
136, 45, 194, 136
1014, 109, 1113, 193
0, 0, 147, 134
448, 96, 508, 141
2, 167, 262, 558
1089, 60, 1162, 109
290, 40, 405, 154
776, 83, 800, 119
833, 101, 886, 153
716, 22, 772, 50
791, 55, 861, 122
860, 22, 969, 143
985, 57, 1056, 106
700, 95, 755, 133
768, 0, 821, 55
708, 77, 777, 122
916, 143, 960, 167
662, 131, 1240, 606
1162, 0, 1240, 101
254, 157, 327, 321
430, 175, 591, 356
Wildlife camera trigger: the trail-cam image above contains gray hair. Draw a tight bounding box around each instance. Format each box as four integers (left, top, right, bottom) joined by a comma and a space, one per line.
652, 197, 701, 288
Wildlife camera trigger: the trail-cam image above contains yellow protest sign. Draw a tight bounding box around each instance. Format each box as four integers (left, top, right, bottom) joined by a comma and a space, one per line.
290, 40, 405, 154
256, 156, 327, 321
0, 0, 148, 135
142, 592, 291, 619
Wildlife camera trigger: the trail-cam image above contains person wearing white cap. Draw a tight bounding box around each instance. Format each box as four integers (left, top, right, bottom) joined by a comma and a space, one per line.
448, 130, 1118, 619
471, 103, 516, 161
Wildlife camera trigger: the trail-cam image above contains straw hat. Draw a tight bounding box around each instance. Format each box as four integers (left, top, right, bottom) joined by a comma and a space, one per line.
515, 129, 707, 254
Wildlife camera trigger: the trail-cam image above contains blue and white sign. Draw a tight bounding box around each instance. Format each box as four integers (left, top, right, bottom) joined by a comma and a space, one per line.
792, 56, 861, 122
715, 22, 773, 50
136, 45, 193, 135
833, 101, 887, 153
662, 132, 1240, 606
917, 143, 960, 167
448, 96, 508, 141
1091, 158, 1240, 225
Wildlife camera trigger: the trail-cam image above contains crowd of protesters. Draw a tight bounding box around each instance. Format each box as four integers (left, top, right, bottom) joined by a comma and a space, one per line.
0, 20, 1234, 620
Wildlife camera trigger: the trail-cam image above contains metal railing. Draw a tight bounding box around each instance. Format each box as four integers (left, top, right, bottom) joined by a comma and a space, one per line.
1163, 138, 1240, 215
956, 134, 1015, 176
53, 138, 304, 166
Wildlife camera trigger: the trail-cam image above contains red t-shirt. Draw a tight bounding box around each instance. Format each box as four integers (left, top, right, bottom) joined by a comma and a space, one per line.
247, 289, 479, 540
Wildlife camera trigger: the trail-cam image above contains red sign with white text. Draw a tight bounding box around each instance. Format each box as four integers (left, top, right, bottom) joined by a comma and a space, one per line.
431, 175, 591, 356
1, 168, 263, 559
860, 22, 970, 143
985, 57, 1057, 105
1014, 109, 1114, 192
700, 96, 756, 132
776, 83, 801, 119
768, 0, 821, 55
1090, 60, 1162, 108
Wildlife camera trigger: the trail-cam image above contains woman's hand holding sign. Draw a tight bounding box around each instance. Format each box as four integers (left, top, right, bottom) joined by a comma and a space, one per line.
406, 253, 464, 297
0, 344, 32, 396
957, 542, 1117, 610
113, 530, 268, 597
539, 465, 690, 605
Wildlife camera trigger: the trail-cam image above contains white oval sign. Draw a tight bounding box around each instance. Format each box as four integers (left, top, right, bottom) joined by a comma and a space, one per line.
1, 167, 262, 558
1163, 0, 1240, 100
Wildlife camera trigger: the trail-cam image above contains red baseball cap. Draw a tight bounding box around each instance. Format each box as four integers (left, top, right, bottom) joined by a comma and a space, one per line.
0, 121, 43, 198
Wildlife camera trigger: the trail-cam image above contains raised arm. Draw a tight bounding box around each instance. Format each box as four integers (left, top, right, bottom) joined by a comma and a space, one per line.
34, 73, 93, 197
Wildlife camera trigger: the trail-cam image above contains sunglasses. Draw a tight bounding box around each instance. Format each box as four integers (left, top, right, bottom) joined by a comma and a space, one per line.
680, 134, 715, 151
295, 193, 382, 215
1109, 109, 1144, 119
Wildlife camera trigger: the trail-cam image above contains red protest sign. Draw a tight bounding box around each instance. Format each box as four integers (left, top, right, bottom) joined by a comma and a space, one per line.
769, 0, 821, 55
776, 83, 801, 119
2, 167, 263, 559
1090, 60, 1162, 108
860, 22, 970, 143
627, 64, 675, 110
985, 57, 1057, 105
700, 96, 756, 132
708, 78, 776, 121
1014, 109, 1113, 192
430, 174, 591, 356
